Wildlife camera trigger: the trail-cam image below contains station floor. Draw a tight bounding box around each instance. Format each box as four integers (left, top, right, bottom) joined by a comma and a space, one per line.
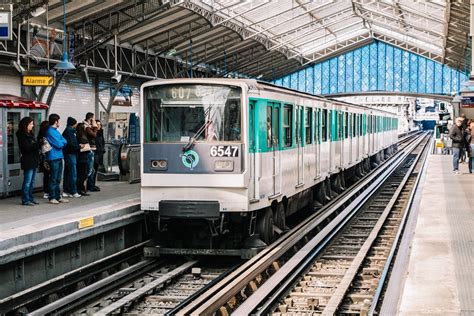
0, 181, 140, 261
390, 155, 473, 315
0, 181, 139, 230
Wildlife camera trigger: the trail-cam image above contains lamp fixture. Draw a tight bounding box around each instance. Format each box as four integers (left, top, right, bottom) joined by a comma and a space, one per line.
54, 0, 75, 71
31, 6, 47, 17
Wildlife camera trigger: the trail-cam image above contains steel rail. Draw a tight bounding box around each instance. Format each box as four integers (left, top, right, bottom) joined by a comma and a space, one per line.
95, 261, 198, 315
28, 258, 164, 315
174, 134, 426, 316
234, 133, 429, 316
368, 134, 431, 315
322, 135, 430, 315
0, 239, 151, 314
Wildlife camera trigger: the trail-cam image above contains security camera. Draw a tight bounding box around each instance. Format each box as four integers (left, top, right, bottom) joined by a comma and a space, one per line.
111, 73, 122, 83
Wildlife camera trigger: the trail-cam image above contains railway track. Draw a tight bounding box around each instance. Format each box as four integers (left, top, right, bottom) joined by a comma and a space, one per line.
171, 133, 429, 316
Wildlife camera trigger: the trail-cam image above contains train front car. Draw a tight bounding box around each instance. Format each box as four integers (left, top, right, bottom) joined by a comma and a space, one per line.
141, 79, 254, 257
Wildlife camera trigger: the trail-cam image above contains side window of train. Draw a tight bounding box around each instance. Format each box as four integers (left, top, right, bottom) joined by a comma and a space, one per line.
321, 109, 328, 142
344, 112, 349, 139
352, 113, 356, 137
305, 107, 312, 144
359, 114, 363, 136
266, 106, 273, 149
295, 106, 302, 145
283, 104, 293, 147
249, 100, 255, 151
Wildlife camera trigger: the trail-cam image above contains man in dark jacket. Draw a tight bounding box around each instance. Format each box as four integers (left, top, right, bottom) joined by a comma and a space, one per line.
83, 112, 100, 192
92, 120, 106, 190
62, 117, 81, 198
448, 117, 464, 174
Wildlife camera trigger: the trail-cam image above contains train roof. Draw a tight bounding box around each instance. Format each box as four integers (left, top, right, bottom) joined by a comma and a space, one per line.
141, 79, 397, 116
0, 94, 49, 109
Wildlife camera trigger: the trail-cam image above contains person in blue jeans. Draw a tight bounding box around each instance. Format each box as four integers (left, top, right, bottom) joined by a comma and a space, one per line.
62, 117, 81, 198
448, 117, 464, 174
16, 117, 40, 206
46, 114, 69, 204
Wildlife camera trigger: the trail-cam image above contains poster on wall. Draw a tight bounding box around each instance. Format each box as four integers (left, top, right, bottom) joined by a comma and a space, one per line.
110, 86, 133, 106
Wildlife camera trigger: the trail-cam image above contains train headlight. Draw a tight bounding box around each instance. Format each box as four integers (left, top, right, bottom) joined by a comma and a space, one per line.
214, 160, 234, 172
151, 159, 167, 170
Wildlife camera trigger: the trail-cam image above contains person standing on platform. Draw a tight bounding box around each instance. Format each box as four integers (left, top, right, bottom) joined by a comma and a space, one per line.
92, 119, 105, 189
46, 114, 69, 204
466, 120, 473, 174
17, 117, 40, 206
83, 112, 100, 192
38, 121, 51, 199
62, 117, 81, 198
76, 122, 91, 196
448, 117, 464, 174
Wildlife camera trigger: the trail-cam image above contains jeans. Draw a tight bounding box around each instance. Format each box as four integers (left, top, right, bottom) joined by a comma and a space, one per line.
49, 159, 63, 201
87, 151, 95, 190
470, 144, 474, 173
452, 147, 461, 171
21, 168, 37, 204
64, 154, 78, 194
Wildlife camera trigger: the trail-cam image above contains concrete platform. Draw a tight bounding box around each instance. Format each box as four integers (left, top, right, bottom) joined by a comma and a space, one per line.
0, 181, 141, 266
396, 155, 473, 315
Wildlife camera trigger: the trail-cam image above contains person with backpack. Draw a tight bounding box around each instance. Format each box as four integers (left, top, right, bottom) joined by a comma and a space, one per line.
62, 117, 81, 198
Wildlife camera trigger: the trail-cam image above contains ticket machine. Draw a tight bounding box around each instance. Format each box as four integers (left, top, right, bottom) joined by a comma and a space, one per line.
0, 95, 48, 197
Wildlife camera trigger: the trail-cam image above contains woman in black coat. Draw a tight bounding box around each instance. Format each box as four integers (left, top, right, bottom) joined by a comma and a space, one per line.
76, 123, 91, 196
17, 117, 40, 206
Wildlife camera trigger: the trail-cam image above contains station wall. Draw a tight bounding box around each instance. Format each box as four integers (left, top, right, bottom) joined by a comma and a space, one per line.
0, 73, 21, 96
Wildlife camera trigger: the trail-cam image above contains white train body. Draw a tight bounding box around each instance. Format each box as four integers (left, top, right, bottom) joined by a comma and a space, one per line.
140, 79, 398, 249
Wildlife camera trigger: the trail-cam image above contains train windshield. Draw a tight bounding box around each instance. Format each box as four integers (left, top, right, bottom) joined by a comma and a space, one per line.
144, 84, 241, 143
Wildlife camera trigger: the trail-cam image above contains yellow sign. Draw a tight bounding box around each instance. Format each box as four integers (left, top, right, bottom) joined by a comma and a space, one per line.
22, 75, 54, 86
78, 216, 94, 229
436, 141, 444, 148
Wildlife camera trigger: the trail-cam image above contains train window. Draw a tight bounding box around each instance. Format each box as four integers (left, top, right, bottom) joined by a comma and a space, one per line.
273, 106, 280, 148
143, 84, 241, 143
249, 101, 255, 151
283, 105, 293, 147
305, 107, 312, 144
295, 106, 301, 145
338, 111, 343, 140
359, 114, 363, 136
352, 113, 356, 137
322, 109, 328, 142
266, 106, 273, 148
344, 112, 349, 139
314, 109, 320, 143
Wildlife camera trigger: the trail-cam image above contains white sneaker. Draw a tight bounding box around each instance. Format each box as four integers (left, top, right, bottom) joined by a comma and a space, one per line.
72, 193, 82, 198
49, 199, 60, 204
59, 198, 70, 203
43, 193, 49, 199
62, 192, 72, 198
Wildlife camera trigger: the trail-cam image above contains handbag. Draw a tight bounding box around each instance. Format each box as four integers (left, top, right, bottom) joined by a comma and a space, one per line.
80, 143, 91, 152
41, 137, 52, 154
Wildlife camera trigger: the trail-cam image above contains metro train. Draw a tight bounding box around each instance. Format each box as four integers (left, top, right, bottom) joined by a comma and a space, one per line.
140, 79, 398, 256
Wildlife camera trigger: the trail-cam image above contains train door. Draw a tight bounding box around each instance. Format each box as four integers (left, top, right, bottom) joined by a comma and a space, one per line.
296, 105, 303, 186
314, 108, 321, 179
6, 110, 24, 195
266, 103, 281, 196
249, 100, 258, 201
356, 114, 360, 159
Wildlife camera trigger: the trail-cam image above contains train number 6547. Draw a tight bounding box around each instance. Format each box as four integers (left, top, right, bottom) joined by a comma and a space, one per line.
210, 145, 239, 157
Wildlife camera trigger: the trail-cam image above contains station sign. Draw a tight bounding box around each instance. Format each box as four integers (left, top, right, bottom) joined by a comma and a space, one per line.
22, 74, 55, 86
0, 4, 12, 40
461, 96, 474, 108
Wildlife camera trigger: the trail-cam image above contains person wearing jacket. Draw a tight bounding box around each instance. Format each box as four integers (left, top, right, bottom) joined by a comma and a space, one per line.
448, 117, 464, 174
92, 119, 105, 190
38, 121, 50, 199
46, 114, 69, 204
62, 117, 81, 198
17, 117, 40, 206
83, 112, 100, 192
76, 122, 91, 196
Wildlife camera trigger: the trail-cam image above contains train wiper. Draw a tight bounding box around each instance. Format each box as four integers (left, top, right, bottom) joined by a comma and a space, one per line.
183, 120, 212, 152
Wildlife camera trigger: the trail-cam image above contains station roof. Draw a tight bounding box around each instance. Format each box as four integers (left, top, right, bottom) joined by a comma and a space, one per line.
15, 0, 471, 80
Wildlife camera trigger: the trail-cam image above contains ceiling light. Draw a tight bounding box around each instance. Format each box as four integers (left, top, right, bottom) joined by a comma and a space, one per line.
31, 6, 47, 18
55, 0, 75, 72
165, 49, 177, 56
111, 72, 122, 83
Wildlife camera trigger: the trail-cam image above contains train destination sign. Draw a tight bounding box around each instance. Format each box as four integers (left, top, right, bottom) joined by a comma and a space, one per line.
22, 75, 55, 86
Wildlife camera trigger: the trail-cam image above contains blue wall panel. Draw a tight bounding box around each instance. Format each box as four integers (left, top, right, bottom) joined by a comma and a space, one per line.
272, 40, 468, 96
345, 51, 354, 93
